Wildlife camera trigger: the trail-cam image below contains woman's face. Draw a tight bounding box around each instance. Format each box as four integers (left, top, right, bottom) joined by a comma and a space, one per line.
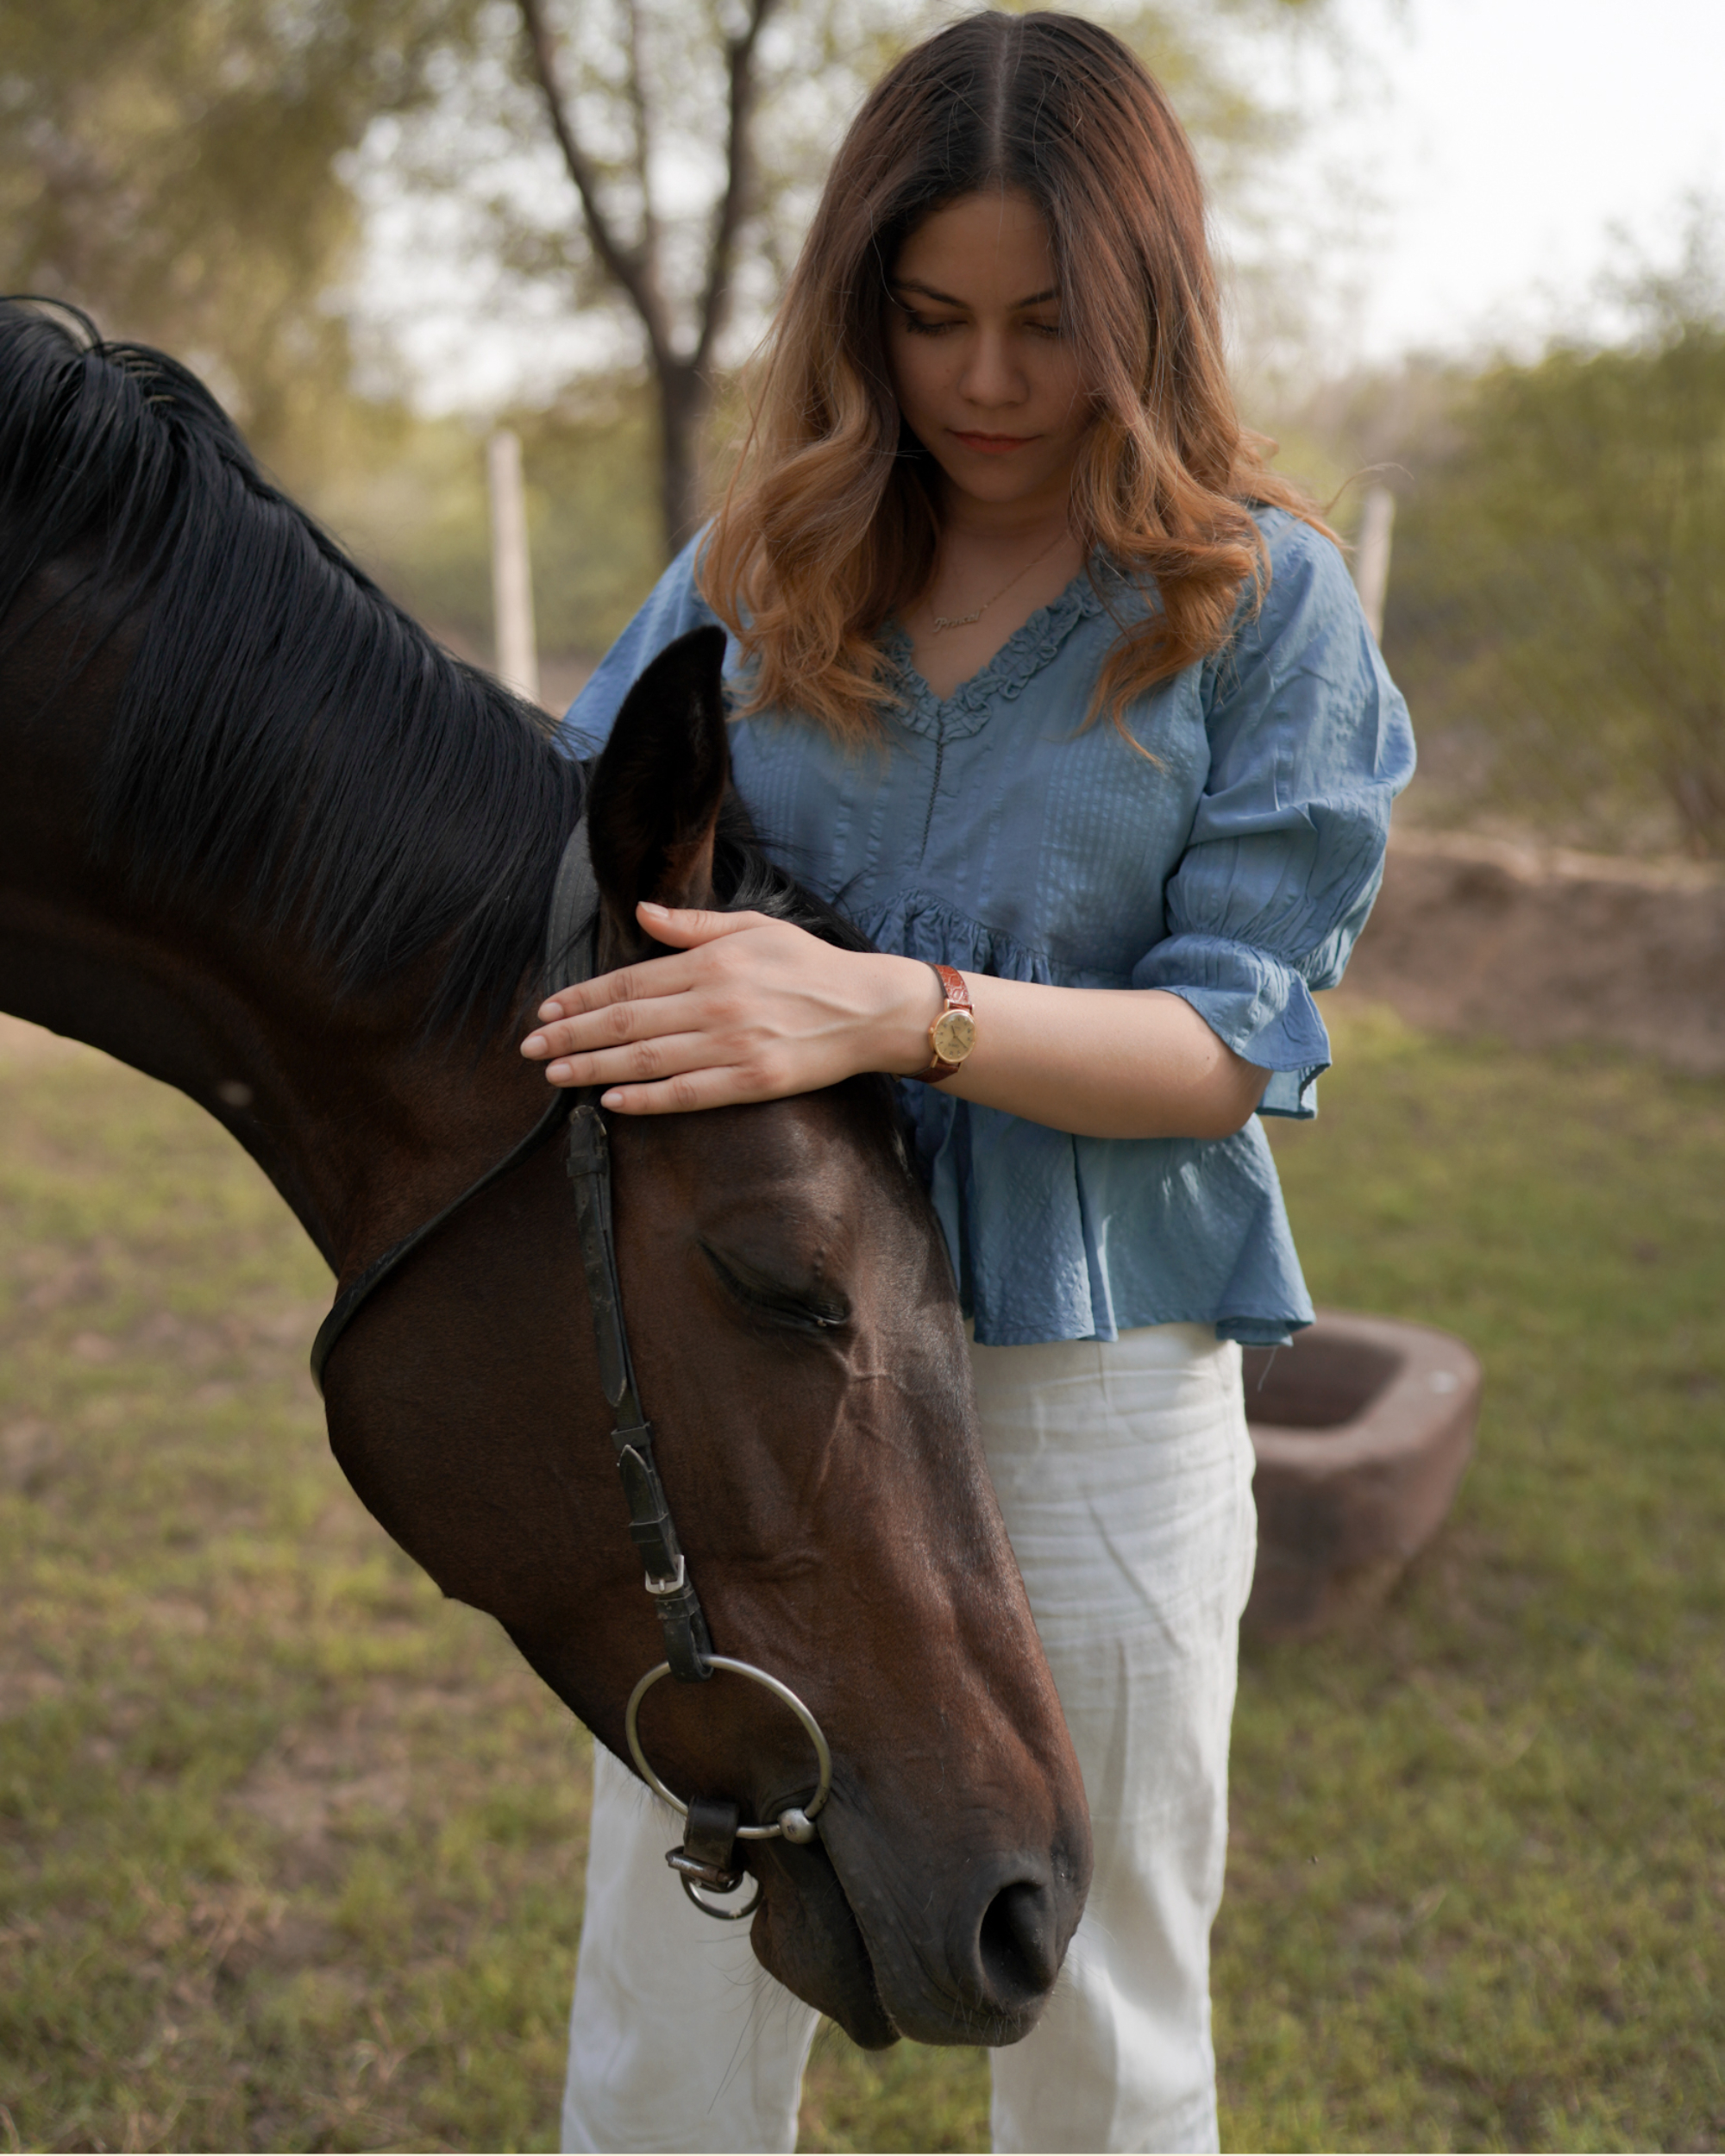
884, 188, 1091, 524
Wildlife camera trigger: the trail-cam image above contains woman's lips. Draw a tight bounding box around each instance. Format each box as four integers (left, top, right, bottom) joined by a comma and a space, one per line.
950, 430, 1038, 455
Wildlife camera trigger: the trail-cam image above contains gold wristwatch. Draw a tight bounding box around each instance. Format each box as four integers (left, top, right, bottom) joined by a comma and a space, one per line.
913, 963, 976, 1083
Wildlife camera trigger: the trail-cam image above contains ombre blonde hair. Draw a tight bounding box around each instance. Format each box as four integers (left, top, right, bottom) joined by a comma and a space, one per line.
700, 9, 1331, 743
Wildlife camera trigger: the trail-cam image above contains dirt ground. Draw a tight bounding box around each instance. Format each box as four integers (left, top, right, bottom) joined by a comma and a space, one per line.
1338, 828, 1725, 1075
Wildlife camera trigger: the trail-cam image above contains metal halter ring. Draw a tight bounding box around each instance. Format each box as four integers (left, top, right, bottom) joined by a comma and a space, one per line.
624, 1655, 833, 1847
670, 1855, 763, 1921
683, 1877, 762, 1921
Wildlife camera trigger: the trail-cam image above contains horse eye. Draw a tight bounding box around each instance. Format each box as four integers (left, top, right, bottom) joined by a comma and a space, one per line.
699, 1244, 850, 1336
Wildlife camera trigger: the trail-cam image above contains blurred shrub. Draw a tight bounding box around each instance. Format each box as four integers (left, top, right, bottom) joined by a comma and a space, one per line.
1383, 221, 1725, 857
0, 0, 481, 469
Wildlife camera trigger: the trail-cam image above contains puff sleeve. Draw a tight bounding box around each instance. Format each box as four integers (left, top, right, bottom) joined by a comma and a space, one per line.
1132, 517, 1415, 1117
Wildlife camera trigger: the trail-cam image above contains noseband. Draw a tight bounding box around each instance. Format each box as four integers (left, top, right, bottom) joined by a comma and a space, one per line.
309, 816, 831, 1919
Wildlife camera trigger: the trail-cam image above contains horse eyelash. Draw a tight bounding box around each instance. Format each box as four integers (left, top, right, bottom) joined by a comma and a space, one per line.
699, 1245, 850, 1336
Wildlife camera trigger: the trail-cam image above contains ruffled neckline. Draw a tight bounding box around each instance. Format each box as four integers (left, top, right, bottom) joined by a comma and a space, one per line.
881, 558, 1128, 741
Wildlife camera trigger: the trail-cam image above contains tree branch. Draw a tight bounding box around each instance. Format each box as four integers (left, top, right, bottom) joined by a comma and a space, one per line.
621, 0, 659, 260
515, 0, 671, 361
693, 0, 779, 373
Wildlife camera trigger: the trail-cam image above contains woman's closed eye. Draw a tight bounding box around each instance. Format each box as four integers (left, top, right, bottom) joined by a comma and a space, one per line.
896, 306, 1063, 340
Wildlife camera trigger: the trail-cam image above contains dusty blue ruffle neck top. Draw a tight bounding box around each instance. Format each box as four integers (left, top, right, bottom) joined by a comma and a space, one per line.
558, 508, 1415, 1347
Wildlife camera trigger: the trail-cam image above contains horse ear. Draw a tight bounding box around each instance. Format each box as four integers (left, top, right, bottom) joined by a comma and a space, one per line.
586, 625, 730, 950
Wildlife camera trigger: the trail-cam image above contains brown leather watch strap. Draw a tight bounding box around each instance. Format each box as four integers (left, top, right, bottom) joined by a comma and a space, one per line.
912, 963, 976, 1083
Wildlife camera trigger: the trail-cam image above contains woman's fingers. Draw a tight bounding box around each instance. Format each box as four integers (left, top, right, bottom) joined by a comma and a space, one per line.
635, 902, 766, 948
532, 952, 696, 1030
536, 1029, 719, 1092
532, 908, 771, 1022
538, 1024, 797, 1100
522, 912, 797, 1062
524, 985, 691, 1063
516, 910, 901, 1110
599, 1065, 783, 1115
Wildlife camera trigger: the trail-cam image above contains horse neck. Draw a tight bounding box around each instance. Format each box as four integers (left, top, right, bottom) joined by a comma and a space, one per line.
0, 608, 552, 1277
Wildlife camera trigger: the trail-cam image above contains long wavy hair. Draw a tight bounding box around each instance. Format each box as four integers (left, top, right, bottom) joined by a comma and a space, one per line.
700, 9, 1330, 743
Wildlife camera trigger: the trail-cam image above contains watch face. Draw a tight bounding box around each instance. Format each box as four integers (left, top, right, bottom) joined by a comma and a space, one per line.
931, 1008, 976, 1063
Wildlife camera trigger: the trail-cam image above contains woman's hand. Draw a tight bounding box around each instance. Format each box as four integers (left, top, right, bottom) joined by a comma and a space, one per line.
520, 901, 938, 1113
522, 899, 1270, 1138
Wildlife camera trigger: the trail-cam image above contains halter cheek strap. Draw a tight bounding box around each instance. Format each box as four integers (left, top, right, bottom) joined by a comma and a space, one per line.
564, 1098, 714, 1681
311, 818, 716, 1685
311, 813, 830, 1912
543, 819, 716, 1685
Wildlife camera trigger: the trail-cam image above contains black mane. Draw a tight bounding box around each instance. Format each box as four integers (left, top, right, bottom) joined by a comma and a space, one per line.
0, 300, 858, 1041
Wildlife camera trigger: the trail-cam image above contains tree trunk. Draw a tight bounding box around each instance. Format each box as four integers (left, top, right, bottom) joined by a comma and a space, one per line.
657, 359, 716, 560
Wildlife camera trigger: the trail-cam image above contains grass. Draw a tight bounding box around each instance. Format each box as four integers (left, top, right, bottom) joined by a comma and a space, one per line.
0, 1002, 1721, 2151
1216, 1002, 1725, 2153
0, 1037, 585, 2152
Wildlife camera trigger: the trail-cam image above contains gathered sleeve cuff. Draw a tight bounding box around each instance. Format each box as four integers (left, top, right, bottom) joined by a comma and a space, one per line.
1132, 933, 1333, 1117
1133, 512, 1417, 1119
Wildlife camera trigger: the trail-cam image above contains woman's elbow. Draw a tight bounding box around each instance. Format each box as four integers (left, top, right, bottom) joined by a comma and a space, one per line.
1184, 1053, 1271, 1140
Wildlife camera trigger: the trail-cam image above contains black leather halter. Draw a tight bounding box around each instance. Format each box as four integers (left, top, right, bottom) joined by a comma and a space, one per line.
308, 816, 831, 1913
310, 812, 715, 1683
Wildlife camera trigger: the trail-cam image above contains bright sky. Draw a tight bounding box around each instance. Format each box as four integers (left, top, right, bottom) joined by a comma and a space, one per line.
1299, 0, 1725, 361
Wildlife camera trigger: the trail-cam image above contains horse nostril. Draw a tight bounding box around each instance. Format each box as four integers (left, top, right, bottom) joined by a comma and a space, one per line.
976, 1877, 1060, 2004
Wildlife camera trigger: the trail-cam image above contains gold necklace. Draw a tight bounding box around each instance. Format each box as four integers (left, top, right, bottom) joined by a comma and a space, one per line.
930, 531, 1070, 632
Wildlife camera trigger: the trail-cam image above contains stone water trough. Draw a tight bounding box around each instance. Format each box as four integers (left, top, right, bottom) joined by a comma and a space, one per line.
1242, 1310, 1482, 1640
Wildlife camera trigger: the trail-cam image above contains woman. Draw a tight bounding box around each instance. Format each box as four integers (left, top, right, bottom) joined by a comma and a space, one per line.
524, 12, 1413, 2151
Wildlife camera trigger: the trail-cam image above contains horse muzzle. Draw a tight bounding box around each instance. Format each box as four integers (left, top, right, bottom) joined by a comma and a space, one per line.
747, 1778, 1090, 2049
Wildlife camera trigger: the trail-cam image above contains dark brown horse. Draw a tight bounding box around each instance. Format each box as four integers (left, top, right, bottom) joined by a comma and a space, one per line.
0, 301, 1089, 2053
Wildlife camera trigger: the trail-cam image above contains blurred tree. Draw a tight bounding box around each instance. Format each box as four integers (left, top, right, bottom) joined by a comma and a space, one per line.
1385, 211, 1725, 857
392, 0, 1339, 559
3, 0, 1344, 633
513, 0, 777, 557
0, 0, 477, 469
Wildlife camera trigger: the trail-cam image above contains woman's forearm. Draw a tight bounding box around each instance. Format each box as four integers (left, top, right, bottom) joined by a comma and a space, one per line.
870, 955, 1270, 1140
523, 907, 1270, 1139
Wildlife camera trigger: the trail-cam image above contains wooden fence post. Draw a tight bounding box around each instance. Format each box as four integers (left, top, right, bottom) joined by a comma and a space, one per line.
1353, 484, 1396, 645
487, 428, 540, 705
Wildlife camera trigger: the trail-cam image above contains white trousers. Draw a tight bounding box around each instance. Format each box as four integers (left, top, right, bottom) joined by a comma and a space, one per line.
562, 1322, 1258, 2155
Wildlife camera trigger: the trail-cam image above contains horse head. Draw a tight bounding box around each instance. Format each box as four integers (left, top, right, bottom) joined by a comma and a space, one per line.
0, 299, 1091, 2050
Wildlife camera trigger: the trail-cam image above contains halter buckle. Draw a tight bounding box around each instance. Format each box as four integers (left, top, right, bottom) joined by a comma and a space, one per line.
644, 1553, 687, 1596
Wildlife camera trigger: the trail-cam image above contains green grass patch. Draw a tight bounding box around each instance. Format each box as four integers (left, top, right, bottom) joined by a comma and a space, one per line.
1, 1006, 1721, 2151
0, 1043, 586, 2153
1215, 1004, 1725, 2153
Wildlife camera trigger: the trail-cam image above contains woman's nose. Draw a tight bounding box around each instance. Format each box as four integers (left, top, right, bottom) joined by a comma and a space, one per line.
957, 329, 1025, 410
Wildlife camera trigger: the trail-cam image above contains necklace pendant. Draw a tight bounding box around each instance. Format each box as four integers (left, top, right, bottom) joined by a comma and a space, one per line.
932, 607, 984, 631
